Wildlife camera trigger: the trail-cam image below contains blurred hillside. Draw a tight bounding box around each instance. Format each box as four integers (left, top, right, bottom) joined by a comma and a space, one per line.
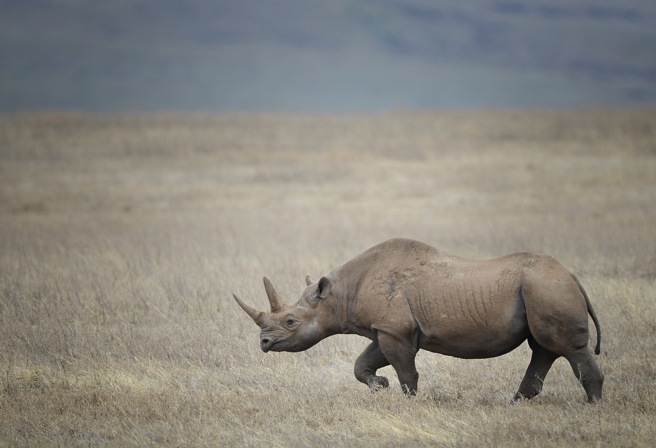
1, 0, 655, 111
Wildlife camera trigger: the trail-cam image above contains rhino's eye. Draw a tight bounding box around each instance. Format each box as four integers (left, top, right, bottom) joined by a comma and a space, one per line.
285, 318, 297, 327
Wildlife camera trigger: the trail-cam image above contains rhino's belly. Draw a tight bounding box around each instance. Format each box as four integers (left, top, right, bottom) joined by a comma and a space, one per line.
417, 319, 530, 358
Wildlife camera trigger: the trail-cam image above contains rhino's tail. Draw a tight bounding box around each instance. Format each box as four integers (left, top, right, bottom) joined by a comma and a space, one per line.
571, 273, 601, 355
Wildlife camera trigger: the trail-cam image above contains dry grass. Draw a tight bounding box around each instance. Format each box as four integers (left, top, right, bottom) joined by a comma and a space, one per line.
1, 108, 655, 447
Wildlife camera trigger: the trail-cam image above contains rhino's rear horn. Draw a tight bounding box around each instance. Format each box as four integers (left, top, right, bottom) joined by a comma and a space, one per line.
263, 277, 284, 312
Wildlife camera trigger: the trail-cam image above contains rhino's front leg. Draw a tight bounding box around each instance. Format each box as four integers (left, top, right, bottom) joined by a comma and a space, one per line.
377, 331, 419, 395
354, 341, 390, 391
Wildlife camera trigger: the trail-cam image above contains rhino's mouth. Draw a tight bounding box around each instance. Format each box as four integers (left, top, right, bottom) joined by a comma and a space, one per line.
261, 335, 295, 352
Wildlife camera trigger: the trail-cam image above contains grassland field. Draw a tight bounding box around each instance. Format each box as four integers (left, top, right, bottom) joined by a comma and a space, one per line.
1, 108, 655, 447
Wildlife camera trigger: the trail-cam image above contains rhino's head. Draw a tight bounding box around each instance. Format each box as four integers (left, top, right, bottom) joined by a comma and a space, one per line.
233, 275, 335, 353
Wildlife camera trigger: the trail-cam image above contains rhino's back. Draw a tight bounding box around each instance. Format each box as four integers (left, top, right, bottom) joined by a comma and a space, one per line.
355, 238, 442, 267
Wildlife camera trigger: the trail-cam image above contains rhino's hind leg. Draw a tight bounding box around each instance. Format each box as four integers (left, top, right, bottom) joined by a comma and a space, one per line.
516, 338, 604, 403
354, 341, 390, 391
565, 348, 604, 403
514, 340, 558, 401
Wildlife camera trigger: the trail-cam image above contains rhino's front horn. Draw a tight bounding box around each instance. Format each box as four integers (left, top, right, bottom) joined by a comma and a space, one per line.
233, 294, 265, 326
263, 277, 284, 312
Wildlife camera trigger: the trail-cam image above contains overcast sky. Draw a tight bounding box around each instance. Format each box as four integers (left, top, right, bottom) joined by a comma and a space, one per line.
1, 0, 655, 112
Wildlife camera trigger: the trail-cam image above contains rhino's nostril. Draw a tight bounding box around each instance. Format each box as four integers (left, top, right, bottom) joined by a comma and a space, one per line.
260, 338, 273, 352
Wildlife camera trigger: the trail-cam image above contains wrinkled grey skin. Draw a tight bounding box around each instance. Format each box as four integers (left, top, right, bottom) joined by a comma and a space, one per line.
234, 238, 603, 402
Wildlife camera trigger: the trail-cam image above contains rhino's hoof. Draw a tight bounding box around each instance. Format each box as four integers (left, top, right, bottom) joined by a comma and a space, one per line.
368, 376, 389, 391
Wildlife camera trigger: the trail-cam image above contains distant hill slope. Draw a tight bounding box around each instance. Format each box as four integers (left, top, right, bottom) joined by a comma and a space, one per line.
1, 0, 655, 111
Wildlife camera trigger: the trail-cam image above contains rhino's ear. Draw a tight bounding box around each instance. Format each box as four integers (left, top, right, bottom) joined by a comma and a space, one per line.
317, 276, 332, 299
305, 275, 314, 286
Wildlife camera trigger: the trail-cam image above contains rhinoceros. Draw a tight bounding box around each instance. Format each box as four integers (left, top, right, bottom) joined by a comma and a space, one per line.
234, 238, 603, 402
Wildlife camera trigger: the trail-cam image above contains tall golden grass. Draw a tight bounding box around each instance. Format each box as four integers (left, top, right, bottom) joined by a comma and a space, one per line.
1, 108, 655, 446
